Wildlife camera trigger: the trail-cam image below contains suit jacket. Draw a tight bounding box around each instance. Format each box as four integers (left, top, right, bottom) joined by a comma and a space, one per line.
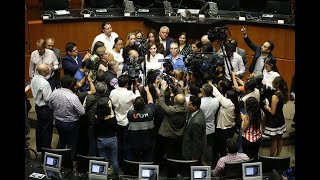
164, 37, 174, 57
158, 90, 187, 138
244, 36, 276, 74
182, 109, 206, 161
62, 55, 83, 77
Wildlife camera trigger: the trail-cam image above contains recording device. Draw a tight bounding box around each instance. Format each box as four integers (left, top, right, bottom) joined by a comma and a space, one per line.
135, 37, 148, 55
207, 26, 229, 42
184, 52, 222, 83
126, 56, 144, 80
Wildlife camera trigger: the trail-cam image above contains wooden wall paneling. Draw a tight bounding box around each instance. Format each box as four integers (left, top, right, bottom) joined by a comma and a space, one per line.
236, 25, 286, 59
284, 29, 295, 60
282, 59, 295, 90
27, 21, 45, 53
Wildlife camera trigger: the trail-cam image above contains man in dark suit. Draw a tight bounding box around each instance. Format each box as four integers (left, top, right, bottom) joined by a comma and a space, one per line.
62, 42, 91, 77
182, 95, 206, 163
159, 26, 174, 57
241, 27, 276, 75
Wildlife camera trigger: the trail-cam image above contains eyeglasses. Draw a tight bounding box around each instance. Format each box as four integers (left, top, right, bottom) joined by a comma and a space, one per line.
115, 44, 123, 46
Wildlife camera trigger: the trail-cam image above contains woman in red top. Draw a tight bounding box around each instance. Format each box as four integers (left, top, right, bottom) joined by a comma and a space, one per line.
241, 97, 265, 161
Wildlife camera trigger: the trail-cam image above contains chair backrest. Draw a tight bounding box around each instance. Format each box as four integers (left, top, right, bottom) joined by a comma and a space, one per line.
84, 0, 119, 8
223, 158, 254, 179
43, 0, 69, 10
123, 159, 153, 176
264, 0, 291, 14
166, 158, 199, 178
258, 155, 290, 174
41, 147, 73, 169
76, 154, 106, 173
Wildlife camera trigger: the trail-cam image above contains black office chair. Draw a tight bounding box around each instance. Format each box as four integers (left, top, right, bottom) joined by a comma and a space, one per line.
222, 158, 254, 179
258, 155, 290, 174
166, 158, 199, 178
84, 0, 120, 8
25, 147, 37, 160
123, 159, 153, 176
43, 0, 69, 11
41, 147, 73, 169
76, 154, 106, 173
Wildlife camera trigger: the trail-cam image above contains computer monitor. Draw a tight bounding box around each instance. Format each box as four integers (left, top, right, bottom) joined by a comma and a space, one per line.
163, 0, 173, 14
138, 165, 159, 180
190, 166, 211, 180
43, 152, 62, 170
242, 162, 263, 180
88, 160, 108, 180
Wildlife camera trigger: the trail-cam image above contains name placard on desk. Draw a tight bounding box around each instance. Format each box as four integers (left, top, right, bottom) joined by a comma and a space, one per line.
42, 15, 49, 20
177, 9, 200, 14
84, 14, 90, 18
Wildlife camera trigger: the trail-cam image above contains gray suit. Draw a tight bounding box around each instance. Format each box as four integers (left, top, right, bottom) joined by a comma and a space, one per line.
182, 109, 206, 162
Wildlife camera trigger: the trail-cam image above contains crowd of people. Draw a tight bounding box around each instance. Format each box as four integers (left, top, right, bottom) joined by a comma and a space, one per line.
26, 22, 292, 177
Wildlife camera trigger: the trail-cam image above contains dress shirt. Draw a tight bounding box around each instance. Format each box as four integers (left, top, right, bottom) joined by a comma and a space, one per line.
109, 87, 141, 126
224, 52, 245, 80
201, 96, 220, 135
91, 32, 119, 52
262, 69, 280, 90
212, 153, 249, 176
29, 49, 58, 80
48, 88, 85, 122
30, 74, 52, 107
144, 53, 164, 73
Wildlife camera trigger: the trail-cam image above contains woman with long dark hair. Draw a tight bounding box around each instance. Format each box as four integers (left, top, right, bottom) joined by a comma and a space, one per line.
263, 76, 288, 156
241, 97, 265, 160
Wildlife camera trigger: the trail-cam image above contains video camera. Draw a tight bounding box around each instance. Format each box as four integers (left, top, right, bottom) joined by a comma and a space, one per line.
126, 56, 144, 80
184, 52, 223, 82
207, 26, 229, 42
135, 37, 148, 55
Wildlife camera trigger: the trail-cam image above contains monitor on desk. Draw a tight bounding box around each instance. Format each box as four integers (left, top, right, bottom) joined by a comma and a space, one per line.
190, 166, 211, 180
138, 164, 159, 180
43, 152, 62, 170
242, 162, 263, 180
88, 160, 108, 180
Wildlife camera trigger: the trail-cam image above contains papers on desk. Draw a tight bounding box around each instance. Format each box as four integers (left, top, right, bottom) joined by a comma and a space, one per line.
29, 172, 45, 179
55, 10, 70, 15
177, 9, 200, 14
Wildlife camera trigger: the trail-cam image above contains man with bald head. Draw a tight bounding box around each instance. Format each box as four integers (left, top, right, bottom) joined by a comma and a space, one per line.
201, 34, 216, 53
30, 63, 54, 152
29, 38, 59, 91
157, 80, 187, 161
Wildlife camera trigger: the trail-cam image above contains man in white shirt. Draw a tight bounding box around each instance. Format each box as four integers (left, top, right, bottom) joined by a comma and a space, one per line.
30, 63, 53, 152
109, 75, 140, 166
29, 39, 59, 91
91, 22, 119, 52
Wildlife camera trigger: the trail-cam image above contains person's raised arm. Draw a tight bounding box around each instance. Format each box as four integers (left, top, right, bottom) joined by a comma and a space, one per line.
144, 85, 154, 104
241, 27, 258, 51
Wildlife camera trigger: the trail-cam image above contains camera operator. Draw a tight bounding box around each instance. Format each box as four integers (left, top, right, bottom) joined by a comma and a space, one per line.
201, 34, 216, 53
222, 42, 245, 82
74, 59, 96, 94
105, 60, 119, 96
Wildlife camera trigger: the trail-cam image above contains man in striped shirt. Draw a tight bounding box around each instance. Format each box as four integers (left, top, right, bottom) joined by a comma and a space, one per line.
212, 138, 249, 177
48, 75, 85, 159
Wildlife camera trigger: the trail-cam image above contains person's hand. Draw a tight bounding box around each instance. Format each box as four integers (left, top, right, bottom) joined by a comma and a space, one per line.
144, 85, 150, 92
122, 71, 128, 76
83, 52, 91, 61
241, 27, 247, 37
161, 80, 168, 90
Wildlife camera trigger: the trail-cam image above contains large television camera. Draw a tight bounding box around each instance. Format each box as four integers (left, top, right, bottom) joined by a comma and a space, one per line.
126, 56, 144, 80
207, 26, 229, 42
184, 52, 223, 83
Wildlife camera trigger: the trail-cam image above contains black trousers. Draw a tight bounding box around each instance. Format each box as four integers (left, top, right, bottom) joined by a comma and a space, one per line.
242, 137, 262, 161
35, 105, 53, 152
